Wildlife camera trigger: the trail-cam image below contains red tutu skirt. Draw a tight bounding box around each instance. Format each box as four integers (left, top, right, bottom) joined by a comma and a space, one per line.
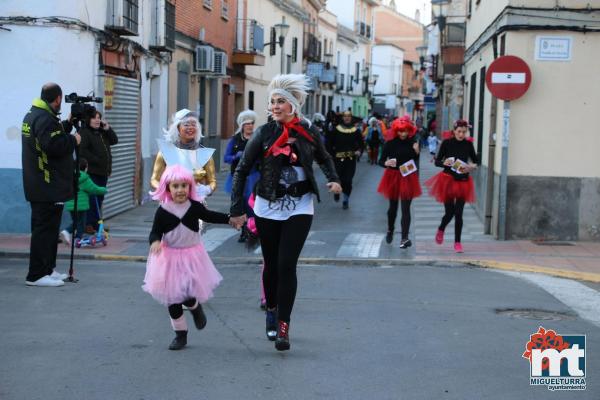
377, 169, 422, 200
425, 171, 476, 203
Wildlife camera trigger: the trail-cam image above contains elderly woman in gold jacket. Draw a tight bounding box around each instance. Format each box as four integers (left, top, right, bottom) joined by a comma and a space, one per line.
150, 109, 217, 196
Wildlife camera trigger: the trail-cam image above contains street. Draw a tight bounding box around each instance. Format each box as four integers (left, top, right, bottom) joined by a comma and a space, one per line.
1, 257, 598, 399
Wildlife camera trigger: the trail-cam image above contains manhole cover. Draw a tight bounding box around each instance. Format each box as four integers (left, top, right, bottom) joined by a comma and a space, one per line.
495, 308, 576, 321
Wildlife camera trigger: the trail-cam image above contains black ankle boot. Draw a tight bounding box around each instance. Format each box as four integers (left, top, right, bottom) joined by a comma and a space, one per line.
333, 193, 340, 202
265, 309, 277, 341
399, 239, 412, 249
386, 231, 393, 244
190, 304, 207, 330
275, 321, 290, 351
169, 330, 187, 350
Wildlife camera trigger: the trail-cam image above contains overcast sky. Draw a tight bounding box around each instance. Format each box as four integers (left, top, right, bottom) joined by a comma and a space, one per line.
394, 0, 431, 25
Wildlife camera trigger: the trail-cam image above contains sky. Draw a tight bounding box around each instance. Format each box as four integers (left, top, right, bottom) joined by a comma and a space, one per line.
393, 0, 432, 25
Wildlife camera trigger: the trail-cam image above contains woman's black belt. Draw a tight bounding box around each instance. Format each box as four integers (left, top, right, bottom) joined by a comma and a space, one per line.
275, 180, 312, 198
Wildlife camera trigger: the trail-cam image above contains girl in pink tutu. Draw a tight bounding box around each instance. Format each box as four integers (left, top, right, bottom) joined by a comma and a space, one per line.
143, 164, 234, 350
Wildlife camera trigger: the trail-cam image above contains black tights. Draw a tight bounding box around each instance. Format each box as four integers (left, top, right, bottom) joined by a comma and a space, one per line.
255, 214, 313, 323
168, 298, 198, 319
439, 199, 466, 243
387, 199, 412, 240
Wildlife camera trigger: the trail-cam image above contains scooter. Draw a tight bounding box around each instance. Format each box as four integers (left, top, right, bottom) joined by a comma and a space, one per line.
75, 198, 108, 248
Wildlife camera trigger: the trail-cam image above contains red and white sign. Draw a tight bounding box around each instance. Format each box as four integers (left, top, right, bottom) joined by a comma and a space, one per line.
485, 55, 532, 101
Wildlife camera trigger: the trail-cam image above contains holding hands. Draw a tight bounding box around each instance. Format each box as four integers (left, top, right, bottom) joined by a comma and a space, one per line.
229, 215, 247, 230
150, 240, 161, 254
327, 182, 342, 194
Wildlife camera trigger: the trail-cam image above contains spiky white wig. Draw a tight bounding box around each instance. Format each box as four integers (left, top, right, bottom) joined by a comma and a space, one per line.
267, 74, 311, 120
312, 112, 325, 123
163, 108, 203, 144
235, 110, 258, 134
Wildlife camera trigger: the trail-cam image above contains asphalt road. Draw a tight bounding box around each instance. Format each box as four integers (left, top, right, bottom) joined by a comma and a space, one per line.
1, 258, 598, 399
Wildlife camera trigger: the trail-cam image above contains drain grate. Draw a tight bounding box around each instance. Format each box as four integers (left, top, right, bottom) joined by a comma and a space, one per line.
495, 308, 576, 321
532, 241, 574, 246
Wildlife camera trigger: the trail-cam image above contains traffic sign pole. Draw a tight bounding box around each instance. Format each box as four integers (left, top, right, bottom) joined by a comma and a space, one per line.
485, 55, 531, 241
498, 101, 510, 240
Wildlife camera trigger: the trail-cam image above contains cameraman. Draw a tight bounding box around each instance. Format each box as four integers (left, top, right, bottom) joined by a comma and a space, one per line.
22, 83, 81, 287
79, 109, 118, 232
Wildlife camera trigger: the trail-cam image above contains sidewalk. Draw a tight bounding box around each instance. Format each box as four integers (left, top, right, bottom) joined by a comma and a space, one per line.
2, 163, 599, 283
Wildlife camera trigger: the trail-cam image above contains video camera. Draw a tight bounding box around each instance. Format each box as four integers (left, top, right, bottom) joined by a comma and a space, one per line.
65, 92, 103, 127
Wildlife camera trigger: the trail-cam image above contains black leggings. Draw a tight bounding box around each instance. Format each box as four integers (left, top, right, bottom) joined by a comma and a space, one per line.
168, 298, 198, 319
334, 158, 357, 197
255, 214, 313, 323
439, 199, 466, 243
387, 199, 412, 240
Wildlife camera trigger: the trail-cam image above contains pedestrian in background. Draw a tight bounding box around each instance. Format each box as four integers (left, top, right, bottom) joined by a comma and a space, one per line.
425, 119, 478, 253
377, 116, 422, 248
21, 83, 80, 287
151, 109, 217, 200
365, 117, 384, 165
79, 109, 118, 233
223, 109, 260, 242
327, 110, 364, 209
143, 164, 235, 350
60, 158, 107, 245
229, 74, 341, 351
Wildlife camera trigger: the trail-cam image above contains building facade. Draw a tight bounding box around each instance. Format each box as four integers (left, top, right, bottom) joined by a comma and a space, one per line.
0, 0, 171, 231
464, 0, 600, 241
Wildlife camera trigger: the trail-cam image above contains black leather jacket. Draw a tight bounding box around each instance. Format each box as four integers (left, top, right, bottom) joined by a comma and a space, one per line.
230, 120, 340, 216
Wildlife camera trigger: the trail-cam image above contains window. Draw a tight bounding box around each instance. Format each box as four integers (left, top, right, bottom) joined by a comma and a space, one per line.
292, 37, 298, 62
269, 27, 276, 56
446, 23, 466, 45
221, 0, 229, 20
203, 0, 213, 9
248, 91, 254, 110
165, 1, 175, 50
355, 62, 360, 83
287, 55, 292, 73
123, 0, 139, 33
500, 34, 506, 56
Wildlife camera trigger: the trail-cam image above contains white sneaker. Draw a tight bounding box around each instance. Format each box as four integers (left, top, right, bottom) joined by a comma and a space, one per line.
60, 230, 71, 246
50, 271, 68, 281
25, 275, 65, 287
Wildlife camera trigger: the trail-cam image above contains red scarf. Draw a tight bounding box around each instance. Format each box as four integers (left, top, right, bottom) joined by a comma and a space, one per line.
265, 117, 314, 158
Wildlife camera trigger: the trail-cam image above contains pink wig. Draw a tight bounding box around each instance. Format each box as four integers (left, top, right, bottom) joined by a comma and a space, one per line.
149, 164, 200, 203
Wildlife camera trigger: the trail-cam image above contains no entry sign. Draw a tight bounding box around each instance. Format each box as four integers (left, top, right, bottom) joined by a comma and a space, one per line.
485, 55, 532, 100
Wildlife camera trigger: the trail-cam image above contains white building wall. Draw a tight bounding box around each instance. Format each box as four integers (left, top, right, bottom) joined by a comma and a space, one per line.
326, 0, 356, 30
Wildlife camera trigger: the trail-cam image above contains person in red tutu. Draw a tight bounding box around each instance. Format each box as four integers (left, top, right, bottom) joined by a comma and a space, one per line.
143, 164, 236, 351
377, 116, 422, 248
425, 119, 478, 253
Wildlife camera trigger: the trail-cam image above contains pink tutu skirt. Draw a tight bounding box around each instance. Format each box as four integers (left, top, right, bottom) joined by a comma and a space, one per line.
142, 242, 223, 306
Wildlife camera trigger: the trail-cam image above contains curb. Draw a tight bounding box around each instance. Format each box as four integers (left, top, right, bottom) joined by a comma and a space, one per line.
2, 250, 599, 283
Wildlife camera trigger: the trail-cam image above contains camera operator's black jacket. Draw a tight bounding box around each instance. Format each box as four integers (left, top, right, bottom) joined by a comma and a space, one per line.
230, 119, 340, 216
79, 126, 118, 177
21, 98, 76, 202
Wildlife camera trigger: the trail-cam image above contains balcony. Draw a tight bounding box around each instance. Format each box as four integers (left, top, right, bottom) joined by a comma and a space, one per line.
232, 19, 265, 66
306, 62, 337, 84
304, 32, 321, 62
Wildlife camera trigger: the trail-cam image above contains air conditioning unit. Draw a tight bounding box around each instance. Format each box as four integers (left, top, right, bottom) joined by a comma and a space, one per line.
150, 0, 175, 51
195, 45, 214, 72
106, 0, 139, 36
213, 51, 227, 75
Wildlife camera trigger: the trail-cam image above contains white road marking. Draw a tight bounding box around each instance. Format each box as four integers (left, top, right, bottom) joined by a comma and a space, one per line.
500, 271, 600, 327
202, 228, 238, 252
337, 233, 385, 258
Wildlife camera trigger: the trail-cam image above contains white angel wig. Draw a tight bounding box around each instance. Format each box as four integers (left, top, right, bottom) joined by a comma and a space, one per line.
312, 112, 325, 123
235, 110, 258, 134
163, 108, 203, 143
267, 74, 311, 121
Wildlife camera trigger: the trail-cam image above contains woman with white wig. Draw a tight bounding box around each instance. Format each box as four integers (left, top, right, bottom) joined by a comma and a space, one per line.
229, 74, 342, 351
223, 109, 259, 242
150, 109, 217, 199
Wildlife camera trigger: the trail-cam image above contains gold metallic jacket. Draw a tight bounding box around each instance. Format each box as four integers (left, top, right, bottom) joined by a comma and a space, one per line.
150, 151, 217, 191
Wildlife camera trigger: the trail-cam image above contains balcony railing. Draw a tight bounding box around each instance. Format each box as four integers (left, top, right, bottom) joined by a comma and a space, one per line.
233, 19, 265, 66
304, 32, 321, 62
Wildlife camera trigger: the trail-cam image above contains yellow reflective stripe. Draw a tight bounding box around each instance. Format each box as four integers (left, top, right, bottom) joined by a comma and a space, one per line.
38, 157, 44, 170
41, 152, 48, 163
50, 130, 61, 138
44, 170, 50, 183
22, 123, 31, 137
35, 139, 41, 151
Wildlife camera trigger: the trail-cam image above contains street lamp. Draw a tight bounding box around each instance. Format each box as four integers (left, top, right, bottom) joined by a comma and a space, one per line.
263, 16, 290, 73
432, 0, 449, 31
416, 45, 428, 65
